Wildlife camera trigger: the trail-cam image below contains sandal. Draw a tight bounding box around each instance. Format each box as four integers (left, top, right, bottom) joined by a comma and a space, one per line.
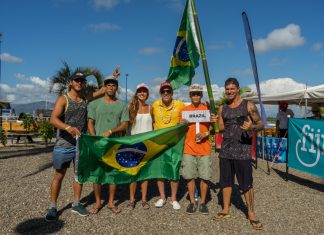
107, 206, 121, 214
141, 201, 150, 210
90, 206, 102, 214
212, 212, 231, 221
249, 219, 263, 230
127, 201, 135, 209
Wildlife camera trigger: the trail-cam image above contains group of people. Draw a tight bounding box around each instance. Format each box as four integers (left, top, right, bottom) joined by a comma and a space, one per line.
45, 70, 264, 230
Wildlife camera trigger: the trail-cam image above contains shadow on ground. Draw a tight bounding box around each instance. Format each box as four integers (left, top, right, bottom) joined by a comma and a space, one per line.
0, 145, 54, 159
15, 218, 64, 235
273, 168, 324, 192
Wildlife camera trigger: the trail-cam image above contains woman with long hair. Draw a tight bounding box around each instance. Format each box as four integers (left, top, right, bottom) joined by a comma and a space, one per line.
128, 83, 153, 209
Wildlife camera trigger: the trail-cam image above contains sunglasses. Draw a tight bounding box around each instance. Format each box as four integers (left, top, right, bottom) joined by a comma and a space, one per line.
190, 92, 202, 96
73, 79, 86, 84
161, 89, 172, 94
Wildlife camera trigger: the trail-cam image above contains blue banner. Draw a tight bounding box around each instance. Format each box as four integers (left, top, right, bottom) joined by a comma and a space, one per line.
257, 136, 287, 163
288, 118, 324, 178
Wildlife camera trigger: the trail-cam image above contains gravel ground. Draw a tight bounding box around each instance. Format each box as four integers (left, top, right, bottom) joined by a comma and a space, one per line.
0, 140, 323, 235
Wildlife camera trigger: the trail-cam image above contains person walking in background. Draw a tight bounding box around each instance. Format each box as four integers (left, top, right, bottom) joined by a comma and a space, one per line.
87, 74, 129, 214
45, 72, 105, 222
180, 84, 212, 215
151, 82, 185, 210
128, 83, 153, 210
276, 101, 294, 138
211, 77, 264, 230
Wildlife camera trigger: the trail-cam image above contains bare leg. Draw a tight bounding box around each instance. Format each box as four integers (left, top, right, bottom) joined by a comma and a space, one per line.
244, 188, 262, 229
92, 184, 102, 209
157, 179, 166, 200
141, 180, 148, 202
187, 179, 195, 203
73, 181, 83, 201
222, 187, 232, 214
129, 182, 137, 203
108, 184, 117, 208
199, 179, 208, 204
50, 169, 67, 203
170, 180, 179, 202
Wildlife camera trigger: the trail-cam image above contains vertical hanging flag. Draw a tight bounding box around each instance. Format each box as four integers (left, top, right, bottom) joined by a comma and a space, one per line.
242, 12, 267, 125
166, 0, 201, 89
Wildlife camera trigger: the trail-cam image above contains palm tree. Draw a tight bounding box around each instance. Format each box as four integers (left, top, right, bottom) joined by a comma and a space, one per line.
50, 61, 104, 97
215, 86, 254, 107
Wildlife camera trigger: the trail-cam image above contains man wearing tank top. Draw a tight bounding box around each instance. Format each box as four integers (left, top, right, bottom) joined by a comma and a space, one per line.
211, 78, 264, 230
45, 72, 106, 222
152, 82, 185, 210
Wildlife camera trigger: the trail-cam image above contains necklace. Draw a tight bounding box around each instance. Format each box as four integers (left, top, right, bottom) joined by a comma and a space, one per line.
159, 101, 175, 124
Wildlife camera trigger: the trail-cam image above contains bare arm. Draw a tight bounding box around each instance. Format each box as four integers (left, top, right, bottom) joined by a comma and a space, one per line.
101, 121, 128, 137
244, 101, 264, 131
50, 96, 81, 136
217, 105, 225, 132
87, 118, 96, 135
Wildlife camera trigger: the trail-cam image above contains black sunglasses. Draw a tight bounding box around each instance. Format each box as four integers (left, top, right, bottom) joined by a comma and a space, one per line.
190, 92, 202, 96
161, 89, 172, 94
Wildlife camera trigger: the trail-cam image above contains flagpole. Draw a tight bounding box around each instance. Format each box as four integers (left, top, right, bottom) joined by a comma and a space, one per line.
190, 0, 218, 132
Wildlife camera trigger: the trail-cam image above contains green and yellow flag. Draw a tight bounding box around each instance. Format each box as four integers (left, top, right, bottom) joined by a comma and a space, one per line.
77, 123, 187, 184
166, 0, 200, 89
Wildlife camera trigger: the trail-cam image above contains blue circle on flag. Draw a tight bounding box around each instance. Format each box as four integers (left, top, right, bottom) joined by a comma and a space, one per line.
173, 36, 190, 62
116, 142, 147, 168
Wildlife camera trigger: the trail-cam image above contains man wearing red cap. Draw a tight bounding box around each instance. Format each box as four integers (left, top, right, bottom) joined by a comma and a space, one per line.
276, 101, 294, 138
152, 81, 185, 210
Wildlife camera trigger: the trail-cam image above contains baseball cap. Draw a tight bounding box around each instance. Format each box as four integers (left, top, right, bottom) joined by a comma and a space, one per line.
104, 75, 118, 86
70, 72, 86, 81
136, 83, 149, 91
160, 82, 173, 92
189, 83, 203, 92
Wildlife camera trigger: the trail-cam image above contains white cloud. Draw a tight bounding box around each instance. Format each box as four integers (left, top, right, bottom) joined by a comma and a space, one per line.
312, 42, 322, 51
0, 53, 23, 63
92, 0, 130, 10
254, 24, 305, 53
139, 47, 163, 55
88, 23, 122, 32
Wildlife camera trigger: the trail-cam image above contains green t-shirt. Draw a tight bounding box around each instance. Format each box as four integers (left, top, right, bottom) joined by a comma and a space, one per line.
87, 98, 129, 136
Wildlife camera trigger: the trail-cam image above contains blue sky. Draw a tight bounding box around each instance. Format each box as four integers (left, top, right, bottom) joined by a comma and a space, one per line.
1, 0, 324, 116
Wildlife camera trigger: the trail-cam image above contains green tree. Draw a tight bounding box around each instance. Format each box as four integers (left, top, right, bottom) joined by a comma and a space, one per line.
38, 120, 55, 147
50, 61, 104, 97
0, 129, 7, 146
215, 87, 254, 107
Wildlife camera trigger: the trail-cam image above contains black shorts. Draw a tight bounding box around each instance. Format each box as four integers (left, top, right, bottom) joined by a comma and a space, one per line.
219, 158, 253, 192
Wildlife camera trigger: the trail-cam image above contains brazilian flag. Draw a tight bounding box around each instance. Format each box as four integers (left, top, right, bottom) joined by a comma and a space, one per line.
77, 123, 188, 184
166, 0, 200, 89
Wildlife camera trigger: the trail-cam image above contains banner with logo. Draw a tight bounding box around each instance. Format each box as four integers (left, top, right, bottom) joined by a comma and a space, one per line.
288, 118, 324, 178
257, 136, 287, 163
76, 123, 187, 184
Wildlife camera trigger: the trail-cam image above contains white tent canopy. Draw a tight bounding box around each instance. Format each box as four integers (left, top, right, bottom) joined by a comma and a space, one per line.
245, 84, 324, 105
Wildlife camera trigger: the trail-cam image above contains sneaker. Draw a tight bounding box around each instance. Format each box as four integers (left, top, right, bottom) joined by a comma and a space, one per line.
45, 208, 58, 222
170, 200, 181, 210
199, 203, 209, 215
154, 198, 167, 208
71, 203, 90, 217
186, 203, 197, 214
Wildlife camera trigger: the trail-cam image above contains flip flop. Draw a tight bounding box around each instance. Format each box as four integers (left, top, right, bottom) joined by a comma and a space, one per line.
107, 206, 121, 214
212, 212, 231, 221
90, 206, 102, 214
127, 201, 135, 209
141, 201, 150, 210
249, 219, 263, 230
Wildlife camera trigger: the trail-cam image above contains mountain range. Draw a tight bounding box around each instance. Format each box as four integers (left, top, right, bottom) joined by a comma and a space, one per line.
11, 101, 54, 116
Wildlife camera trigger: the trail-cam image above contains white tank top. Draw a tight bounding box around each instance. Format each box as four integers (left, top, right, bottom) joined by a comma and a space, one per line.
130, 107, 153, 135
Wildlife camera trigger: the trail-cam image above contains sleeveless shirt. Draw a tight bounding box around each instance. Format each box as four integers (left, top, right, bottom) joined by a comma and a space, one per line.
54, 94, 87, 149
219, 99, 252, 160
130, 105, 153, 135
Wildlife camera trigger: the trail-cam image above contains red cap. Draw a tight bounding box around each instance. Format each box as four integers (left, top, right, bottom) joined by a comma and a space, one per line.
160, 82, 173, 92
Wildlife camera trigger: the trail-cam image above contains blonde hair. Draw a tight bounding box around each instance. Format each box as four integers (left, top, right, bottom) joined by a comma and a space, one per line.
129, 89, 149, 125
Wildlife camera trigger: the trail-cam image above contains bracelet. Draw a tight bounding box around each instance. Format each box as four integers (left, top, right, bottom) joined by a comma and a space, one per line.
251, 125, 258, 131
65, 125, 71, 131
108, 130, 113, 135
